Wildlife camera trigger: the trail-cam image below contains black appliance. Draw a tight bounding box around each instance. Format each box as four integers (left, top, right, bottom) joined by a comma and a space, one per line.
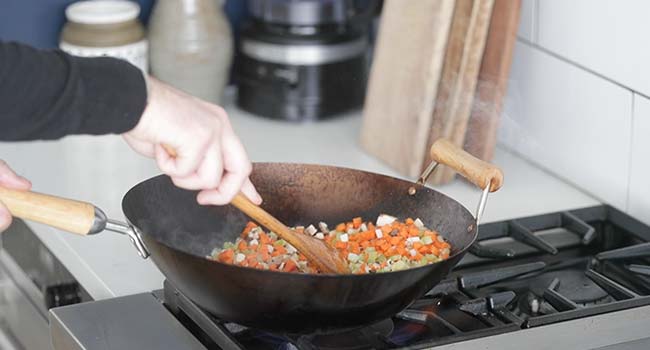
236, 0, 377, 121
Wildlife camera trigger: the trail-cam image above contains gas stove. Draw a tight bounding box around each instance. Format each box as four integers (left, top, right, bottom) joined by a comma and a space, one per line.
49, 205, 650, 350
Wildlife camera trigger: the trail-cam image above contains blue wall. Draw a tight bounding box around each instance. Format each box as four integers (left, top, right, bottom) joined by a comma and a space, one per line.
0, 0, 249, 49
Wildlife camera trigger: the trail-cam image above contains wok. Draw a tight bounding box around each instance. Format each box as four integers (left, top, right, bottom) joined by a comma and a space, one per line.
0, 139, 503, 334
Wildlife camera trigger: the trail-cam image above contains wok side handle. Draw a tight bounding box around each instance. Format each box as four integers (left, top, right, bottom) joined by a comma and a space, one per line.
0, 187, 150, 258
0, 187, 106, 235
428, 139, 504, 192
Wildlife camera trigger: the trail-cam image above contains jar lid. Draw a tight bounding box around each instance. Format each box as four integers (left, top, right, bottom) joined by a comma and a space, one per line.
66, 0, 140, 25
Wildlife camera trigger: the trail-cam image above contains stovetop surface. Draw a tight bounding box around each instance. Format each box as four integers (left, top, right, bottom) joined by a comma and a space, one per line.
157, 205, 650, 350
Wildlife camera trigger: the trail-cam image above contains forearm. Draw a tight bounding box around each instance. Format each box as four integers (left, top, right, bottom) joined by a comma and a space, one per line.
0, 41, 147, 141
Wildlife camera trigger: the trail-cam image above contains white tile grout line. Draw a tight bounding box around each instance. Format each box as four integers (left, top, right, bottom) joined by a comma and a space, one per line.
533, 0, 539, 44
515, 38, 650, 101
625, 93, 636, 213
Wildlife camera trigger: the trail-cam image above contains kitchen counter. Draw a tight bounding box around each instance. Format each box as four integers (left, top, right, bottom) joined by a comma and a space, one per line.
0, 97, 599, 300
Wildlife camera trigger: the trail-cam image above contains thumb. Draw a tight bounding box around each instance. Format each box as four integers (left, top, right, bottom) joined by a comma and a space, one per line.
0, 161, 31, 190
0, 201, 12, 232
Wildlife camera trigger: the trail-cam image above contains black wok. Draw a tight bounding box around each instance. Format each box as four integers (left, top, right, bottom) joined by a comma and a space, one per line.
0, 139, 503, 334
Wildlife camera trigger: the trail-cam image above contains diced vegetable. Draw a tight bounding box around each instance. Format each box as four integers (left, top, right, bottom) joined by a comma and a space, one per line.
210, 216, 452, 274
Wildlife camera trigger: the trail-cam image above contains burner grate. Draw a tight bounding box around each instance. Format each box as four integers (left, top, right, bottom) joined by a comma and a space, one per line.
158, 205, 650, 349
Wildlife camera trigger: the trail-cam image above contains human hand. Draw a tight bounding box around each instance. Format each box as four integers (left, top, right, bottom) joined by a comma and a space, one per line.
0, 160, 31, 231
123, 77, 262, 206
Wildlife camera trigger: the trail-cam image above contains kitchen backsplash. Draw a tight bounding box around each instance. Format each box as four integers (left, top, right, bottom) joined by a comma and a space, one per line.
500, 0, 650, 224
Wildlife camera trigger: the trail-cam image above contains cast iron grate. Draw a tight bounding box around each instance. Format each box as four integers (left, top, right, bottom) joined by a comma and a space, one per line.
159, 205, 650, 349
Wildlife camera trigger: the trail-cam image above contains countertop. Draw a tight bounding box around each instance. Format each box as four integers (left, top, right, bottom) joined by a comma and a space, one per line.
0, 98, 599, 300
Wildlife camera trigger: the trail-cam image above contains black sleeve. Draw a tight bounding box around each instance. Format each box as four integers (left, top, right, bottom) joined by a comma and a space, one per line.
0, 41, 147, 141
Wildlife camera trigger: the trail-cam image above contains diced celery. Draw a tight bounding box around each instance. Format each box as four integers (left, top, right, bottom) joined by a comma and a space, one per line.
366, 251, 378, 263
275, 239, 287, 246
223, 242, 236, 249
392, 260, 408, 271
365, 247, 376, 253
421, 236, 433, 245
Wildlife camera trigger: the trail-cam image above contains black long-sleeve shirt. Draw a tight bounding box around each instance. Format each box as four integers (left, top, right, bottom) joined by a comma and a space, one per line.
0, 41, 147, 141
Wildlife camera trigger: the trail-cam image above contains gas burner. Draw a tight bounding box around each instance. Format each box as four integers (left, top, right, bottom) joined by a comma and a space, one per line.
528, 269, 610, 304
297, 320, 394, 350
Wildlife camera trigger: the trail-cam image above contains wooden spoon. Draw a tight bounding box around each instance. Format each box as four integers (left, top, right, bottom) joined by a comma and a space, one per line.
162, 145, 350, 274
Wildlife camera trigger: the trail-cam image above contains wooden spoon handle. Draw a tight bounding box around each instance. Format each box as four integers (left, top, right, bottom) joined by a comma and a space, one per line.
429, 139, 504, 192
231, 192, 350, 274
0, 187, 105, 235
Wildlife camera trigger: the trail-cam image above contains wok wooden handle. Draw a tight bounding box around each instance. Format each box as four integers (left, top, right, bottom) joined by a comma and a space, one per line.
429, 139, 503, 192
0, 187, 104, 235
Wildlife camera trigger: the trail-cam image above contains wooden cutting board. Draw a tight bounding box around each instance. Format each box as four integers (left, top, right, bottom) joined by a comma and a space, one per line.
427, 0, 495, 185
359, 0, 456, 178
464, 0, 522, 161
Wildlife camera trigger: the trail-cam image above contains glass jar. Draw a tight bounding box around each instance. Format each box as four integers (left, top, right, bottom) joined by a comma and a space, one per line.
60, 0, 148, 72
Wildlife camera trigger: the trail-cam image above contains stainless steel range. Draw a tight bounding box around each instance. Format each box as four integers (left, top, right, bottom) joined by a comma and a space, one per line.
48, 205, 650, 349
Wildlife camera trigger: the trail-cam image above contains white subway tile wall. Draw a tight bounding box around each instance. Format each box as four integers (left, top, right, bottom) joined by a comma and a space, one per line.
501, 41, 632, 209
537, 0, 650, 96
517, 0, 537, 42
628, 95, 650, 225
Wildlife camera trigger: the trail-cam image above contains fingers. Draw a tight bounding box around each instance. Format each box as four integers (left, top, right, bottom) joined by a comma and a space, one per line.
241, 178, 263, 205
198, 128, 252, 204
170, 142, 223, 190
0, 160, 31, 190
0, 202, 11, 232
154, 139, 210, 179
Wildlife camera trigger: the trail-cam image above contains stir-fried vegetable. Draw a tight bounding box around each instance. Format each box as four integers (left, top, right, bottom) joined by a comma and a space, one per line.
209, 215, 452, 274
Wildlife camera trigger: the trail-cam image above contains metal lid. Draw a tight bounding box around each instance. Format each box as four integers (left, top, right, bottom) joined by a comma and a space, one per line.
247, 0, 354, 26
65, 0, 141, 25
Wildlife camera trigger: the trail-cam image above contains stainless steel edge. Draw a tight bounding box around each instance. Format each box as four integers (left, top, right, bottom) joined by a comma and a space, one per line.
429, 304, 650, 350
241, 37, 367, 65
103, 219, 150, 259
0, 251, 52, 350
49, 293, 207, 350
87, 207, 107, 235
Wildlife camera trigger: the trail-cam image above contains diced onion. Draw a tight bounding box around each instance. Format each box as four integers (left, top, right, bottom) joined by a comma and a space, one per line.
414, 218, 424, 228
249, 239, 259, 246
340, 234, 349, 242
235, 253, 245, 263
376, 214, 397, 227
410, 249, 417, 257
315, 232, 325, 240
375, 229, 383, 239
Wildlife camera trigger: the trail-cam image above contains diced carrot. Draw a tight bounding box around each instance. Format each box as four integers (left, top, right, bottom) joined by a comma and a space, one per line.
259, 232, 271, 244
390, 236, 401, 245
260, 248, 270, 261
413, 242, 423, 250
217, 249, 234, 263
441, 251, 450, 259
299, 254, 307, 261
352, 217, 363, 228
269, 263, 279, 271
237, 240, 247, 251
381, 225, 392, 235
241, 221, 258, 236
359, 263, 367, 273
434, 239, 448, 249
408, 227, 420, 237
284, 259, 297, 272
361, 241, 371, 248
380, 242, 391, 252
274, 245, 287, 255
336, 223, 346, 232
430, 246, 440, 256
418, 246, 430, 254
335, 241, 348, 249
405, 218, 414, 225
397, 247, 407, 256
367, 223, 375, 231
